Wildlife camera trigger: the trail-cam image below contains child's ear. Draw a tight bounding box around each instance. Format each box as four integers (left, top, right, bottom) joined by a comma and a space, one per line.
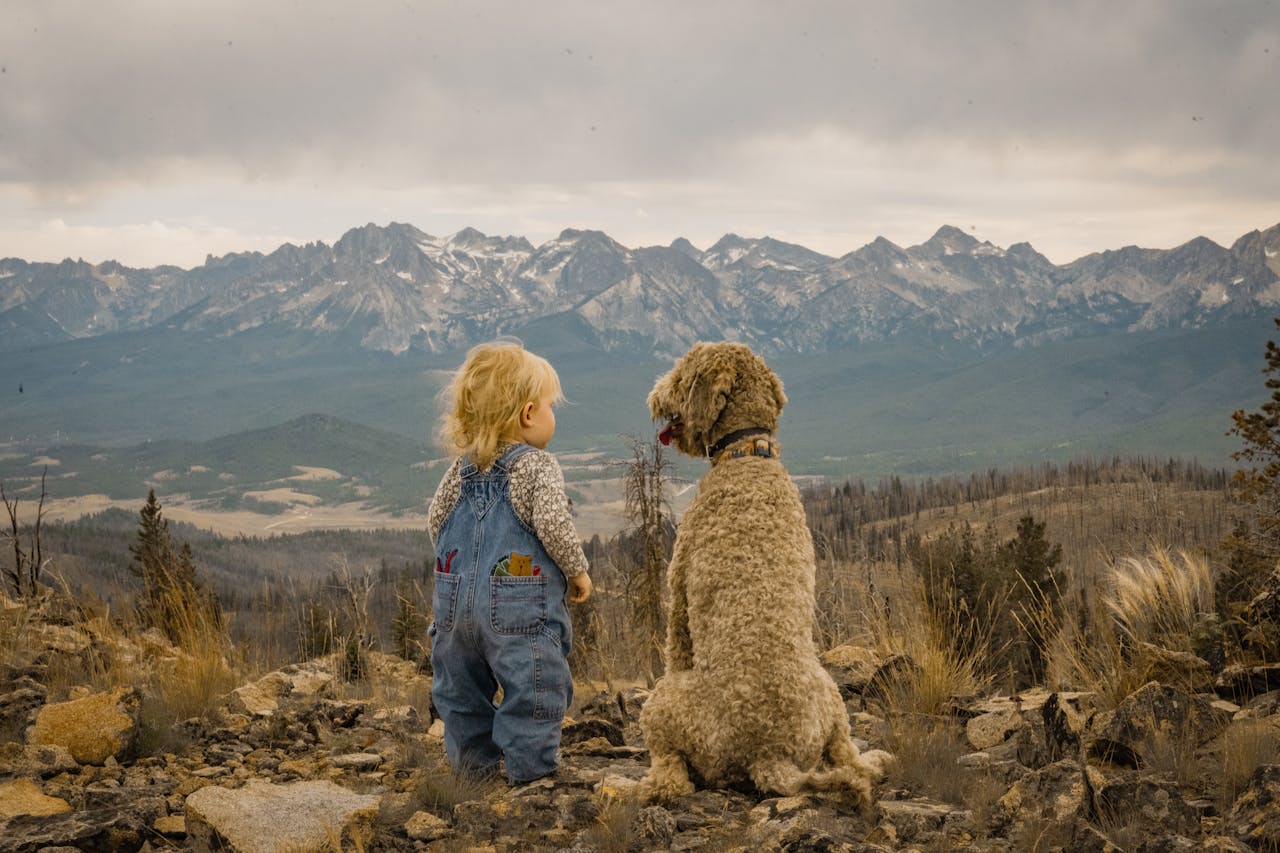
519, 401, 536, 427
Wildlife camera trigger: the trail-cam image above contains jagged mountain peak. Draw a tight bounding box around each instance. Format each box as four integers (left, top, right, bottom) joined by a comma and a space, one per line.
920, 225, 983, 252
701, 233, 831, 271
333, 222, 433, 258
669, 237, 702, 258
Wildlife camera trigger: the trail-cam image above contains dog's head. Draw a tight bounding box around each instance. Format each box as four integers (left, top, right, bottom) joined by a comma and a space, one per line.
647, 342, 787, 458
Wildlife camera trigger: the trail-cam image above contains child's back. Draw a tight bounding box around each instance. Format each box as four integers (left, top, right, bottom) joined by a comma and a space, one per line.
426, 341, 591, 784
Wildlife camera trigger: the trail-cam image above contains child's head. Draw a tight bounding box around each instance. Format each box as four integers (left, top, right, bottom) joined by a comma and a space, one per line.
438, 340, 564, 469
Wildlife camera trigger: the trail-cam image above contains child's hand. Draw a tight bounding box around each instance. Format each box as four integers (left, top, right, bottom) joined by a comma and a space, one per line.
568, 573, 593, 604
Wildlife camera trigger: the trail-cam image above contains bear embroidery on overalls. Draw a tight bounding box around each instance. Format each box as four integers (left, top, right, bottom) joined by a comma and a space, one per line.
492, 552, 542, 576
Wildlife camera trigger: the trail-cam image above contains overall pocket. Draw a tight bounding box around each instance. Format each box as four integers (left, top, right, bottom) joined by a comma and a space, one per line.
432, 571, 461, 632
490, 575, 547, 635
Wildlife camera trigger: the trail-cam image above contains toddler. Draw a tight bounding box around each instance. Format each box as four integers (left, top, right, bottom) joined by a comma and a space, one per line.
427, 340, 592, 784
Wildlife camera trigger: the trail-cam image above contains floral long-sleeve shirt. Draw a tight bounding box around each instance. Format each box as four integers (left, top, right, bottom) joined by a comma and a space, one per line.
426, 447, 590, 578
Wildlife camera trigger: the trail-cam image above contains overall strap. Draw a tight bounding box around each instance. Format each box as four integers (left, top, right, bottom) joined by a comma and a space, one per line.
494, 443, 536, 470
458, 443, 536, 479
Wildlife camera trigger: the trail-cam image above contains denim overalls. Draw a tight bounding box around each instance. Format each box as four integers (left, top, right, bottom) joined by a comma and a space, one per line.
429, 443, 573, 783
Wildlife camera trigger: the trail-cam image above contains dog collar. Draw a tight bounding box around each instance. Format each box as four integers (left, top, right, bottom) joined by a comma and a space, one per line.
706, 427, 772, 459
710, 432, 779, 465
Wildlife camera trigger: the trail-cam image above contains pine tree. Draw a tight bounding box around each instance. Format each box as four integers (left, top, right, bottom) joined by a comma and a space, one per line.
1000, 514, 1064, 684
128, 489, 221, 642
1224, 317, 1280, 602
129, 490, 171, 585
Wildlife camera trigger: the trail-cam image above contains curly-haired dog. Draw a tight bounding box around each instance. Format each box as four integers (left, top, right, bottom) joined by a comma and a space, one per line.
637, 341, 889, 805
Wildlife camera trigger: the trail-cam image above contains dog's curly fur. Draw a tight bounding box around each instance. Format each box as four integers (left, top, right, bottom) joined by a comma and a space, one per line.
637, 342, 888, 804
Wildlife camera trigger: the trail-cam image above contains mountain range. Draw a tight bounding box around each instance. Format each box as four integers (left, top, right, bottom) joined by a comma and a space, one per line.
1, 221, 1278, 520
4, 221, 1278, 358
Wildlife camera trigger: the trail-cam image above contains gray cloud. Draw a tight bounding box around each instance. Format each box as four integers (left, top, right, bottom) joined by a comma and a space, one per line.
0, 0, 1277, 264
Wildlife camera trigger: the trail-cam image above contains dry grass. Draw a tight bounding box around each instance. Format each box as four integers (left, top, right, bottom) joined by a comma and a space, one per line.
1219, 718, 1280, 811
1105, 547, 1213, 654
870, 572, 997, 715
574, 795, 643, 853
1138, 727, 1204, 788
881, 714, 971, 803
866, 567, 1003, 805
413, 760, 503, 817
1033, 547, 1217, 710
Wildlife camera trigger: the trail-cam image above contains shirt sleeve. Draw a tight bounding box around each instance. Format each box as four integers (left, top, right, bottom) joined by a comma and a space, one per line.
426, 457, 463, 547
509, 450, 590, 578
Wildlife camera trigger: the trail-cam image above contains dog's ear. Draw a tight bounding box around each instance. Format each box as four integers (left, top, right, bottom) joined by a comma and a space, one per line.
682, 347, 736, 444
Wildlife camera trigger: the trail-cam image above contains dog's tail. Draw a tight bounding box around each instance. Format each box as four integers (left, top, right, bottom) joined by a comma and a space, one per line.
749, 759, 874, 807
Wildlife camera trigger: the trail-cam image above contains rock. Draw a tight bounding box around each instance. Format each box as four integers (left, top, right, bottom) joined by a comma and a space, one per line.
404, 810, 450, 842
226, 662, 335, 717
1132, 639, 1215, 693
750, 796, 815, 824
0, 742, 77, 779
0, 681, 46, 735
1218, 665, 1280, 703
0, 778, 72, 820
776, 824, 864, 851
631, 805, 677, 848
862, 654, 922, 703
970, 687, 1093, 716
1234, 690, 1280, 719
0, 798, 163, 853
185, 779, 379, 853
37, 624, 92, 656
1088, 681, 1230, 767
30, 686, 140, 765
329, 752, 382, 770
1228, 764, 1280, 850
876, 798, 964, 843
821, 644, 889, 698
966, 708, 1023, 750
577, 690, 630, 727
369, 704, 419, 730
562, 717, 625, 747
1042, 691, 1084, 763
1095, 777, 1201, 837
995, 758, 1105, 835
595, 771, 644, 797
154, 814, 187, 836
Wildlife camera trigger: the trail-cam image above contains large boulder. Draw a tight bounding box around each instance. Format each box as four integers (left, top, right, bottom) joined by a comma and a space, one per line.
820, 644, 890, 699
185, 779, 380, 853
29, 686, 139, 765
0, 778, 72, 820
993, 758, 1106, 837
1228, 764, 1280, 850
1094, 777, 1201, 838
1088, 681, 1230, 767
226, 661, 335, 717
0, 742, 76, 780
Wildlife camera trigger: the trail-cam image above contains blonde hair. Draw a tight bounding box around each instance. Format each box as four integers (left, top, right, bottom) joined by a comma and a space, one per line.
437, 340, 564, 470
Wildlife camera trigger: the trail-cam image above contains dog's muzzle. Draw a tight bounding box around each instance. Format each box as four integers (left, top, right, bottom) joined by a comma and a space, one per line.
658, 414, 684, 446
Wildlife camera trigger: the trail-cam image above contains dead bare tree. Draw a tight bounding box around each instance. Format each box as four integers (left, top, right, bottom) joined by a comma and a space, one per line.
617, 436, 672, 687
1, 468, 49, 599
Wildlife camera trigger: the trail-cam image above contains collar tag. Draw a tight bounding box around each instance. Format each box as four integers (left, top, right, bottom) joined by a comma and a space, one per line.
714, 437, 778, 465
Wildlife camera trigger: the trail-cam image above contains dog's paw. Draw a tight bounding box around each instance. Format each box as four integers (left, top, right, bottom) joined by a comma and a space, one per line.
858, 748, 895, 781
635, 771, 695, 803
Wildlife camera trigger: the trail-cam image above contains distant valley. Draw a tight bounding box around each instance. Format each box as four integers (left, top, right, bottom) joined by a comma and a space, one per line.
2, 221, 1277, 533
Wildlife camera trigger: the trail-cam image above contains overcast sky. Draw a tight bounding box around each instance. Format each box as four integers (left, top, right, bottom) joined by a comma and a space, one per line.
2, 1, 1277, 268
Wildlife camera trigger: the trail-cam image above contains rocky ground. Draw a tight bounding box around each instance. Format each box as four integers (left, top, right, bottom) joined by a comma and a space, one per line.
5, 589, 1280, 852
